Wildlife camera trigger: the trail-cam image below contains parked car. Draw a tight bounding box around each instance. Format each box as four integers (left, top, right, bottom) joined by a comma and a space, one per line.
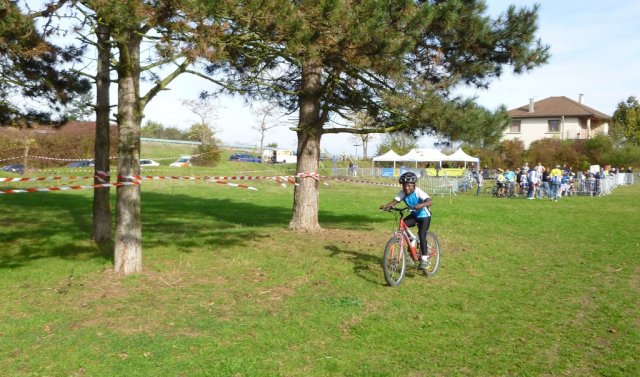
229, 153, 261, 163
140, 159, 160, 167
169, 156, 192, 167
1, 164, 25, 174
65, 160, 94, 168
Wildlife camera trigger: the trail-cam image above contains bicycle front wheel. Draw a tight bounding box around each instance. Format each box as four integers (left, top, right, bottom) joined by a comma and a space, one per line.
382, 236, 407, 286
421, 231, 441, 277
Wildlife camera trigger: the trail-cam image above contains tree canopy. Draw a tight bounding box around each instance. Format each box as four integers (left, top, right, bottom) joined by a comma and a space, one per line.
201, 0, 549, 230
0, 0, 90, 127
611, 96, 640, 146
206, 1, 548, 138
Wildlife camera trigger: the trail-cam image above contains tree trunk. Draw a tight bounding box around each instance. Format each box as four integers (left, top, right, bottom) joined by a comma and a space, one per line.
289, 58, 323, 231
92, 23, 112, 243
114, 34, 142, 275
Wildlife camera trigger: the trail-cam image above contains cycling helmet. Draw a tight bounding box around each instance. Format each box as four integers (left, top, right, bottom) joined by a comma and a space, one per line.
399, 172, 418, 184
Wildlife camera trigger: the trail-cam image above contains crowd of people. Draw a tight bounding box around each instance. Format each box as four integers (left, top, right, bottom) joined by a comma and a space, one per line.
478, 163, 634, 200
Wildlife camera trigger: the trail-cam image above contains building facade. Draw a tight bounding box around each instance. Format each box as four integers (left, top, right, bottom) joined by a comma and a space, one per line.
503, 95, 610, 148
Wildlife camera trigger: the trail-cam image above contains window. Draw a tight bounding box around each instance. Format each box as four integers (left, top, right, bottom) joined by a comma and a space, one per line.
548, 119, 560, 133
509, 120, 521, 133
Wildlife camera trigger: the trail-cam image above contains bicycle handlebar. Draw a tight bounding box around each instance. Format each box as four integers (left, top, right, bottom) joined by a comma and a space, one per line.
380, 206, 412, 213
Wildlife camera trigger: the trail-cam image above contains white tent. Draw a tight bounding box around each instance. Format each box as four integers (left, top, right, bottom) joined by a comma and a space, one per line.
415, 148, 448, 163
441, 148, 480, 168
397, 149, 423, 167
373, 149, 401, 162
372, 149, 401, 169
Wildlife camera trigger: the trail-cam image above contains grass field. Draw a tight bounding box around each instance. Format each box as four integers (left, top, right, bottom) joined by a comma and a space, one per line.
1, 168, 638, 376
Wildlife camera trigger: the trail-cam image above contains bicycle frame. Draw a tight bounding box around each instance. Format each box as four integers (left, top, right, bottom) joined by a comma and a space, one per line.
391, 209, 420, 262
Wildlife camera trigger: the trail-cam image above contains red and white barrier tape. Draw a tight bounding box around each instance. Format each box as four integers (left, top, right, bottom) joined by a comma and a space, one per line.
0, 176, 92, 183
29, 155, 117, 161
322, 176, 398, 187
208, 180, 258, 191
0, 181, 139, 195
95, 170, 110, 183
129, 174, 297, 186
0, 156, 22, 162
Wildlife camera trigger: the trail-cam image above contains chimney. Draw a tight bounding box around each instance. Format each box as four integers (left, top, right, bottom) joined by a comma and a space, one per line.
578, 93, 584, 103
528, 98, 534, 113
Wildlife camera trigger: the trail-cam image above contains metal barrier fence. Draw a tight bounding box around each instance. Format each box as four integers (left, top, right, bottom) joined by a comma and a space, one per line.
330, 167, 637, 198
573, 173, 636, 196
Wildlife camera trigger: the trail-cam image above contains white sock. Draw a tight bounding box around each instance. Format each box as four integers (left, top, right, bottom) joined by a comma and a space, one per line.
421, 255, 429, 261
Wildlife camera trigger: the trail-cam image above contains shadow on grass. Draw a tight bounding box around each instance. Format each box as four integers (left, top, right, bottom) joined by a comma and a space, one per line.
0, 190, 383, 269
324, 244, 384, 286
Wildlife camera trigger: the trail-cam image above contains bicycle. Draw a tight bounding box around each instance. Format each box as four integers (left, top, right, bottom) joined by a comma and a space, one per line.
381, 207, 441, 286
536, 182, 550, 199
486, 183, 506, 198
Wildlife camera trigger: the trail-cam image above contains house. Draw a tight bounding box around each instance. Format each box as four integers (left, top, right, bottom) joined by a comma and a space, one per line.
503, 95, 610, 148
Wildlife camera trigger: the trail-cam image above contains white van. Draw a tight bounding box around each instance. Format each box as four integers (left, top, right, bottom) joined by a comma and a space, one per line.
262, 149, 297, 164
169, 155, 192, 167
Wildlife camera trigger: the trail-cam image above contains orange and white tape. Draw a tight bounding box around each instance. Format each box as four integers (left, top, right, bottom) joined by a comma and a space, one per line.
322, 176, 398, 187
0, 156, 22, 162
0, 181, 139, 195
208, 180, 258, 191
0, 176, 92, 182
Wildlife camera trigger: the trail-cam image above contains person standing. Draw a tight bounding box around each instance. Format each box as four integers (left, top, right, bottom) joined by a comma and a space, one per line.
476, 169, 484, 196
527, 167, 538, 199
504, 168, 516, 196
540, 167, 550, 198
549, 164, 563, 201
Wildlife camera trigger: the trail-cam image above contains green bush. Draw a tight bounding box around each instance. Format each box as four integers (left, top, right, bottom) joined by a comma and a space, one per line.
191, 142, 222, 166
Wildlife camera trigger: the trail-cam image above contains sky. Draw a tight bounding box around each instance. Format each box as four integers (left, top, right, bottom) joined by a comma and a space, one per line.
124, 1, 640, 156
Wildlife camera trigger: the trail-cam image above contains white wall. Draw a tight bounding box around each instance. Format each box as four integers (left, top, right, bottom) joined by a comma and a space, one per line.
502, 116, 584, 148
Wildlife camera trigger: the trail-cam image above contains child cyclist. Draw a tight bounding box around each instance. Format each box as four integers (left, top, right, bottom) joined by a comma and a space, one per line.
380, 172, 433, 270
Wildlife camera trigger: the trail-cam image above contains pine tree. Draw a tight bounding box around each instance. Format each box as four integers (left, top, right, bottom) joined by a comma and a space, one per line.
0, 0, 90, 126
205, 0, 550, 230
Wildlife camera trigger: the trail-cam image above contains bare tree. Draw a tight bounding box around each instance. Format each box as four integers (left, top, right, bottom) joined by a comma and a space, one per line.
251, 102, 282, 160
350, 112, 375, 160
182, 98, 219, 131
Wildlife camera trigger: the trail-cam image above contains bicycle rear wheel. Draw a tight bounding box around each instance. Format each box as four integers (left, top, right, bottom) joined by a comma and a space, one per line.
420, 231, 441, 277
382, 236, 407, 286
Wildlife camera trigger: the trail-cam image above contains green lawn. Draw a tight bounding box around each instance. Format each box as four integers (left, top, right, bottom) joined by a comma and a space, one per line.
1, 176, 638, 376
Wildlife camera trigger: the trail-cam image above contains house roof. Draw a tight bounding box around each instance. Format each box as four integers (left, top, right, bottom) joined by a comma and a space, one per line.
508, 96, 610, 120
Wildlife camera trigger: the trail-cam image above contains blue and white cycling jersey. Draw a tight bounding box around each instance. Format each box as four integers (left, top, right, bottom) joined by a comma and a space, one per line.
394, 187, 431, 218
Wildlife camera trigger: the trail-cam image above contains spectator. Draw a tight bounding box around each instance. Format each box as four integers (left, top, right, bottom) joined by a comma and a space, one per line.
352, 161, 358, 177
540, 167, 550, 198
475, 169, 483, 196
496, 168, 505, 196
504, 168, 516, 196
560, 172, 569, 196
527, 167, 538, 199
549, 164, 563, 201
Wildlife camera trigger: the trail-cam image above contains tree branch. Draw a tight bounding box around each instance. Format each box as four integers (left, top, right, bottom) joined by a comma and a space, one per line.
140, 58, 191, 108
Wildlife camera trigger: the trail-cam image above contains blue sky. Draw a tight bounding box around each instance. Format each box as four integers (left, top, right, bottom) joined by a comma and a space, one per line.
466, 0, 640, 113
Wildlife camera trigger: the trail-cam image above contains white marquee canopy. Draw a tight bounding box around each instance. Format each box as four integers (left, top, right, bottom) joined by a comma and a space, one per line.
372, 148, 479, 169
